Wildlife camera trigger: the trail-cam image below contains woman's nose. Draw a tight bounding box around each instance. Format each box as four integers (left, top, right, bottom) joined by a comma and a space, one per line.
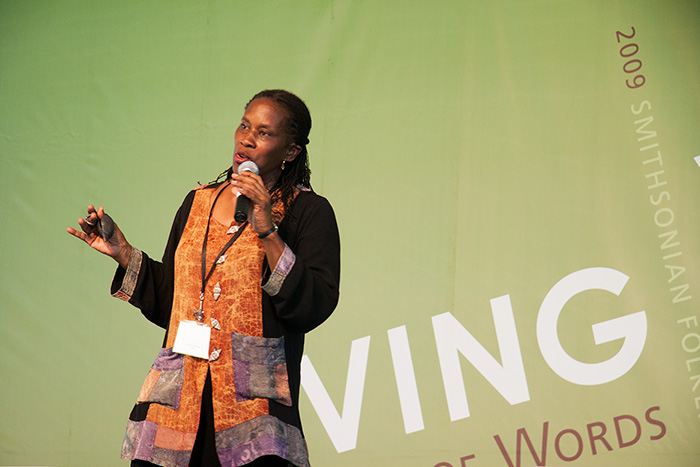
241, 133, 255, 147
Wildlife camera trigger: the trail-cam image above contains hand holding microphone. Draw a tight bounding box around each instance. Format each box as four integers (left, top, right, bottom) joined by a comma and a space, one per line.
234, 161, 259, 223
232, 160, 278, 241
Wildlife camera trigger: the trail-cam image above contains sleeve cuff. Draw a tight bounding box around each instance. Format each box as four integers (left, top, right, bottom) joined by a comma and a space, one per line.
262, 244, 296, 297
111, 248, 143, 302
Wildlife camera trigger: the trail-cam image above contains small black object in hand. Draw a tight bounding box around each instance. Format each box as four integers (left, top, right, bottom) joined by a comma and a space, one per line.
97, 213, 115, 241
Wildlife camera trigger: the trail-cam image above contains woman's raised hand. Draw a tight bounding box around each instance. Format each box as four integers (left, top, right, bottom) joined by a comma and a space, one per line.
66, 205, 133, 268
231, 172, 275, 235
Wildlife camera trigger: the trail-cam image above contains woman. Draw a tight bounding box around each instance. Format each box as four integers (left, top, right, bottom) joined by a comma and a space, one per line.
67, 90, 341, 467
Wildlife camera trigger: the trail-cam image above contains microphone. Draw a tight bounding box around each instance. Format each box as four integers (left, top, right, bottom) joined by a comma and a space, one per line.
234, 161, 259, 223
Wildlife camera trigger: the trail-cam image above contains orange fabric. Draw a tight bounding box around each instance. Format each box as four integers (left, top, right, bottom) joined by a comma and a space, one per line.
137, 369, 161, 402
153, 423, 198, 451
144, 183, 271, 437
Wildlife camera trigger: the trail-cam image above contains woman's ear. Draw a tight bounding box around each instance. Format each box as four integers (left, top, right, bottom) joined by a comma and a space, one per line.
286, 143, 302, 162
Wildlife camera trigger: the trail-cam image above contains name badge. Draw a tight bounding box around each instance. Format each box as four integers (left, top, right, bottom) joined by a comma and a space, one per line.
173, 320, 211, 359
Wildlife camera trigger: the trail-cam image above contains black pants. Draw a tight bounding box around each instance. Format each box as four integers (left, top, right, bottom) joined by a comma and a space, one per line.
131, 372, 289, 467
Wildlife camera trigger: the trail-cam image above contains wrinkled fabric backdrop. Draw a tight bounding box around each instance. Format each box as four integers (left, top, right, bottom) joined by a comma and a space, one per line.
1, 1, 699, 466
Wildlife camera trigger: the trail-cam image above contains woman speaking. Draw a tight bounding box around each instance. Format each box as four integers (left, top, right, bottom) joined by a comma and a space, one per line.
67, 89, 341, 467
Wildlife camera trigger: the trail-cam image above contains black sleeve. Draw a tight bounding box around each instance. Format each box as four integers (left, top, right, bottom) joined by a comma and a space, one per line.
270, 192, 341, 333
110, 190, 196, 329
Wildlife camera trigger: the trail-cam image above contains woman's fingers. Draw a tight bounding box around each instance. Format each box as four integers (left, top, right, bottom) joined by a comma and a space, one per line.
231, 173, 274, 234
67, 205, 133, 268
78, 205, 100, 233
66, 226, 86, 241
69, 205, 108, 248
232, 172, 268, 203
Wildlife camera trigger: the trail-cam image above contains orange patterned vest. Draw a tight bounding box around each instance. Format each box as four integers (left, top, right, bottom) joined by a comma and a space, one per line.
121, 183, 309, 467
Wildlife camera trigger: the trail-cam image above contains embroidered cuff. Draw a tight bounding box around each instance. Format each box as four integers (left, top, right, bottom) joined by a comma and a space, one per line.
112, 248, 143, 302
261, 244, 295, 297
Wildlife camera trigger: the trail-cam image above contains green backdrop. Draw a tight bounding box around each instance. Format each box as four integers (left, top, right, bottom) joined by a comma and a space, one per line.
2, 1, 699, 466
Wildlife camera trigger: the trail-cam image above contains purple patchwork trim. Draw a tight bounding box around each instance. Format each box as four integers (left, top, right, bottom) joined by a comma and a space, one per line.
122, 420, 192, 467
262, 244, 295, 297
219, 433, 286, 466
141, 347, 185, 410
148, 367, 184, 410
231, 332, 292, 406
216, 415, 309, 467
153, 347, 185, 371
150, 445, 192, 467
122, 419, 157, 460
112, 248, 143, 302
231, 332, 287, 364
133, 422, 157, 460
232, 359, 251, 402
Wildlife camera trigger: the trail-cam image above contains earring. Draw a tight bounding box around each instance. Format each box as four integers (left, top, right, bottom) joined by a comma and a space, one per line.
281, 160, 286, 171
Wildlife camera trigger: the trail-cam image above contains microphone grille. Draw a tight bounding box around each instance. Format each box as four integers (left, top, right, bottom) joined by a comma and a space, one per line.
238, 161, 259, 175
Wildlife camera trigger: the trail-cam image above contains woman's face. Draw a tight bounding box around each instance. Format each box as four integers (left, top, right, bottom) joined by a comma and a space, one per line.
233, 98, 299, 188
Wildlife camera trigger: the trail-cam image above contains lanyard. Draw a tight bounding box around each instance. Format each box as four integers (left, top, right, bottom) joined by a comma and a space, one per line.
194, 183, 248, 322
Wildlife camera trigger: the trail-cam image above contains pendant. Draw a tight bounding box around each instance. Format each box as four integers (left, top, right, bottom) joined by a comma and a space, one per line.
216, 254, 227, 265
209, 348, 221, 362
193, 307, 204, 322
211, 317, 221, 331
193, 292, 205, 322
226, 224, 239, 235
213, 282, 221, 301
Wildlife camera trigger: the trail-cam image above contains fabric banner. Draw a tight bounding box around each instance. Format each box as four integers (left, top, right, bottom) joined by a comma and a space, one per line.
1, 1, 698, 466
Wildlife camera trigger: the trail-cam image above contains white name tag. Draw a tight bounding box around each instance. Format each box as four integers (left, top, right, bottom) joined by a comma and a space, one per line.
173, 320, 211, 359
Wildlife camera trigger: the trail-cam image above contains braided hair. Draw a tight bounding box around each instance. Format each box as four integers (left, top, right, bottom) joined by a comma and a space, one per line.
210, 89, 312, 212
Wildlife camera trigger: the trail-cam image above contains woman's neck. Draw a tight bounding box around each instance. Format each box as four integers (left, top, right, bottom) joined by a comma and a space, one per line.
210, 182, 236, 226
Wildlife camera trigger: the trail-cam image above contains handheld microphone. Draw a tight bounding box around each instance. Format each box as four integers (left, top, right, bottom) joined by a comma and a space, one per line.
234, 161, 259, 223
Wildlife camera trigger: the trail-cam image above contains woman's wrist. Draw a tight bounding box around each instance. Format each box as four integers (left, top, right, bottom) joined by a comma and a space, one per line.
115, 244, 134, 269
258, 224, 278, 239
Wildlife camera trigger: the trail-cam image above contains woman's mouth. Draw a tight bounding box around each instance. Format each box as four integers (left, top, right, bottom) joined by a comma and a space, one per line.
234, 152, 249, 164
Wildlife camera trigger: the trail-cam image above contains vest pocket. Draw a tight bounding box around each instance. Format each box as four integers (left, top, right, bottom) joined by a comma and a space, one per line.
137, 347, 185, 410
231, 331, 292, 406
